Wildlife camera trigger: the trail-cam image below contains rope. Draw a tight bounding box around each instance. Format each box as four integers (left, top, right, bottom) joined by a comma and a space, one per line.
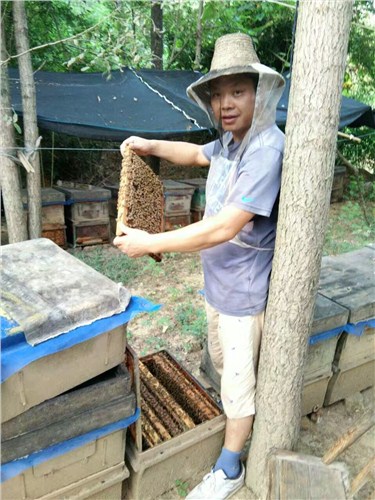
129, 67, 206, 130
1, 131, 372, 155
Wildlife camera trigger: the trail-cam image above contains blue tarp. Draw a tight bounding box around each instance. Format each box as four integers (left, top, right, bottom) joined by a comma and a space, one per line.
9, 67, 374, 141
344, 317, 375, 336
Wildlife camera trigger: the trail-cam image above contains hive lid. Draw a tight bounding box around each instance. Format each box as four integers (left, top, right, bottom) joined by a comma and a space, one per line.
318, 247, 375, 324
21, 187, 66, 206
311, 294, 349, 336
162, 180, 195, 194
1, 238, 131, 346
177, 178, 207, 190
54, 181, 111, 201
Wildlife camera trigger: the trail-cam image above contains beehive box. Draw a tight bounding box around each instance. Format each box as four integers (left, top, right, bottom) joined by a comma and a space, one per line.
200, 293, 349, 416
1, 429, 129, 500
66, 219, 111, 247
22, 187, 66, 225
330, 165, 346, 203
164, 213, 191, 230
2, 324, 127, 423
300, 298, 346, 416
22, 188, 67, 247
54, 181, 111, 247
191, 209, 205, 223
1, 238, 131, 422
2, 364, 135, 464
163, 180, 195, 216
104, 183, 120, 236
124, 348, 226, 500
325, 327, 375, 405
178, 178, 207, 211
41, 223, 67, 248
319, 246, 375, 404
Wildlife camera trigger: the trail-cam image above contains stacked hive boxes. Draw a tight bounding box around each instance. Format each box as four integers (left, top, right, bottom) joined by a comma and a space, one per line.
22, 187, 67, 247
319, 244, 375, 405
1, 238, 142, 499
178, 178, 207, 222
162, 180, 195, 230
301, 294, 349, 415
54, 181, 111, 247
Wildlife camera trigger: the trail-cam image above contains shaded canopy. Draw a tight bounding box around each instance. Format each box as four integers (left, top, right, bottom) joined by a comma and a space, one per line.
9, 67, 374, 141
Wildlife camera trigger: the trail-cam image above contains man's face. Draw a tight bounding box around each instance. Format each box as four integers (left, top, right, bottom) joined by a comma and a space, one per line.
210, 74, 256, 142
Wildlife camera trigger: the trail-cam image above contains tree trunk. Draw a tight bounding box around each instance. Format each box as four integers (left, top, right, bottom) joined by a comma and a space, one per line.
193, 0, 204, 70
151, 0, 163, 70
13, 0, 42, 239
246, 0, 353, 497
0, 13, 28, 243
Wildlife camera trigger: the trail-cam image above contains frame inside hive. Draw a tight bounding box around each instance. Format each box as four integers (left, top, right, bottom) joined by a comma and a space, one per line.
125, 346, 223, 453
117, 146, 164, 261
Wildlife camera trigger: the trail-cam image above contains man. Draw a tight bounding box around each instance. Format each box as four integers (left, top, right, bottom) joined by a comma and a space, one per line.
114, 33, 285, 499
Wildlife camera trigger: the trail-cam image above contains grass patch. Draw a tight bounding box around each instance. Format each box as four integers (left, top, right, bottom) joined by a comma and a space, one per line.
324, 201, 374, 255
175, 302, 207, 340
73, 248, 155, 285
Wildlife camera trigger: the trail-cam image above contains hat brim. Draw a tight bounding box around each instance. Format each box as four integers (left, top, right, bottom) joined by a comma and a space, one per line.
187, 63, 285, 108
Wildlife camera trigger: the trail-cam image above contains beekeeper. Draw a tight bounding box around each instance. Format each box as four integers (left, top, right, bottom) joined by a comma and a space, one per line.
114, 32, 285, 500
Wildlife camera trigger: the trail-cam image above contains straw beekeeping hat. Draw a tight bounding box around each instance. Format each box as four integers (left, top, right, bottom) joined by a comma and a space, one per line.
187, 33, 284, 108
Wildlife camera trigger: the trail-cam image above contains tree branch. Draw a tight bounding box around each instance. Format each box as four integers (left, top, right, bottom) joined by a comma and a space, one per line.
0, 7, 119, 65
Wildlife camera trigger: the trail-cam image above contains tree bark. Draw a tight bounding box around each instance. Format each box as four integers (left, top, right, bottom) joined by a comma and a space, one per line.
12, 0, 42, 239
246, 0, 353, 497
0, 13, 28, 243
193, 0, 204, 70
151, 0, 163, 70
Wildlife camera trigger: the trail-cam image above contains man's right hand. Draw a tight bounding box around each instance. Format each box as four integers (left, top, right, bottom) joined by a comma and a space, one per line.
120, 136, 153, 157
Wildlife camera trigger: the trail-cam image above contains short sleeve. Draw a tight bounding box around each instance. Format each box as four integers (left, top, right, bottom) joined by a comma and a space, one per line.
226, 146, 283, 217
202, 140, 218, 161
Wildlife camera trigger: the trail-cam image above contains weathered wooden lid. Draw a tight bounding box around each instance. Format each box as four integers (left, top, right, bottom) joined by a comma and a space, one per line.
311, 294, 349, 335
318, 247, 375, 324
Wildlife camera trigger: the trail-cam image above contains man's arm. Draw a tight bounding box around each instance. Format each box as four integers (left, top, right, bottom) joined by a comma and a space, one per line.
113, 205, 254, 257
121, 136, 210, 167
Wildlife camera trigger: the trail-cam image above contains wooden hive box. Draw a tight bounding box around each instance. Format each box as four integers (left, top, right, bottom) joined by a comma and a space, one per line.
124, 347, 226, 500
319, 246, 375, 405
178, 178, 207, 211
54, 181, 111, 247
1, 238, 131, 422
22, 187, 67, 247
162, 180, 193, 229
1, 364, 135, 464
1, 429, 129, 500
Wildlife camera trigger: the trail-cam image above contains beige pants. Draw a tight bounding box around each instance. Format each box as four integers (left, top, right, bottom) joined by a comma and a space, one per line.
205, 301, 264, 419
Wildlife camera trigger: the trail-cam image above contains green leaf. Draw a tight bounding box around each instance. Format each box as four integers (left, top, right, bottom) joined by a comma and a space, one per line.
14, 122, 22, 134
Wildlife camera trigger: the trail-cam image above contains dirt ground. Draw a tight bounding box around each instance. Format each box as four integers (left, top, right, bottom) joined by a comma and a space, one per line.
103, 245, 374, 500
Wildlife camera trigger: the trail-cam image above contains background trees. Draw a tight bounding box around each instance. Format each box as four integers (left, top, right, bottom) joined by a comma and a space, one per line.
1, 0, 373, 234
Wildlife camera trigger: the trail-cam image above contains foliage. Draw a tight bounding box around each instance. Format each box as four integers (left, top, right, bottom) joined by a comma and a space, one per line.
344, 0, 375, 105
163, 0, 294, 72
337, 125, 375, 230
4, 0, 153, 73
4, 0, 294, 74
175, 479, 189, 497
